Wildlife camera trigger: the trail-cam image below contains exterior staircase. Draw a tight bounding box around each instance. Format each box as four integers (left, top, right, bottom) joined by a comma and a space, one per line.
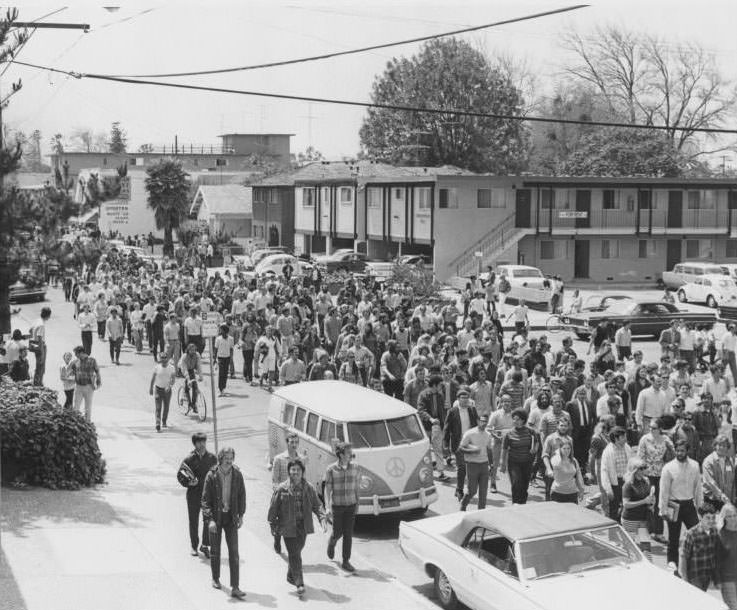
447, 211, 531, 278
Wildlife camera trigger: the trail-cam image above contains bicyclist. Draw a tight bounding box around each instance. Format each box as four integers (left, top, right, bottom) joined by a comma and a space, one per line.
178, 342, 203, 412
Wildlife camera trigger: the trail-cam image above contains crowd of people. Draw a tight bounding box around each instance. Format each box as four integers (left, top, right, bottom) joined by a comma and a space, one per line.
3, 240, 737, 605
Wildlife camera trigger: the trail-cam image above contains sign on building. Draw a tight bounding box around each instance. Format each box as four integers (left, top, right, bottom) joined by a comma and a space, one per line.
101, 200, 130, 226
558, 210, 588, 219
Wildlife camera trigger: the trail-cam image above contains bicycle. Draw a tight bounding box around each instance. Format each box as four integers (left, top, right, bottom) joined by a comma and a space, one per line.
177, 376, 207, 422
545, 313, 564, 333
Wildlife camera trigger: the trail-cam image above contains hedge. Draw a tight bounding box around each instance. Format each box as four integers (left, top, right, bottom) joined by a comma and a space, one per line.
0, 379, 106, 489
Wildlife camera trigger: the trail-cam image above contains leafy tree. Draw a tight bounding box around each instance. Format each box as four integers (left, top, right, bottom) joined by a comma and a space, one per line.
0, 11, 79, 334
561, 26, 737, 156
561, 127, 687, 177
50, 133, 65, 154
25, 129, 48, 172
359, 38, 528, 173
137, 143, 155, 153
145, 160, 190, 257
296, 146, 324, 165
108, 121, 127, 153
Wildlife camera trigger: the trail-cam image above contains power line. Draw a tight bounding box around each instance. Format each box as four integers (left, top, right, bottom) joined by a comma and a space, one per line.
94, 4, 589, 78
12, 59, 737, 135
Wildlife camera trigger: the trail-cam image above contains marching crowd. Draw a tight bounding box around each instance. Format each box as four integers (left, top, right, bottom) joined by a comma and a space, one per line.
2, 243, 737, 605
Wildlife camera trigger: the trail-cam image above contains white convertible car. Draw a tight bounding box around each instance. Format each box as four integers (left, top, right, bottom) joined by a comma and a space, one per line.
399, 503, 726, 610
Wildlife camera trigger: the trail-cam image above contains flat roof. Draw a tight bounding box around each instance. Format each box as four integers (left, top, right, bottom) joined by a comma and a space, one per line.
460, 502, 614, 541
218, 133, 295, 137
522, 176, 737, 188
273, 380, 417, 421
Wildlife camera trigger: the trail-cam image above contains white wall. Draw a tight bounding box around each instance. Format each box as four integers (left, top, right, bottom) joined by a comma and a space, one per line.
389, 186, 406, 240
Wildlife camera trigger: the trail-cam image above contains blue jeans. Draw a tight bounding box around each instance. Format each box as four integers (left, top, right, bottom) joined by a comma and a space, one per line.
154, 386, 171, 426
210, 511, 240, 588
284, 522, 307, 586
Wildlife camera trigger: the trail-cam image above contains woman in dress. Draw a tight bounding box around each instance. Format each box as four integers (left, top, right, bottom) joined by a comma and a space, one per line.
621, 457, 655, 561
637, 416, 675, 544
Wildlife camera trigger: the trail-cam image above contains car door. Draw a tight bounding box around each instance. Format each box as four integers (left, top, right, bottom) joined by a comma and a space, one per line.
464, 528, 527, 610
685, 277, 702, 302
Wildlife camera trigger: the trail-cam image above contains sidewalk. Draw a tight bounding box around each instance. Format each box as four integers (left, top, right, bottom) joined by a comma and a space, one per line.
1, 405, 436, 610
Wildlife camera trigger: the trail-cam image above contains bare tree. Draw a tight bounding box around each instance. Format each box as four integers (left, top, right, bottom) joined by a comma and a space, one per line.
561, 25, 737, 155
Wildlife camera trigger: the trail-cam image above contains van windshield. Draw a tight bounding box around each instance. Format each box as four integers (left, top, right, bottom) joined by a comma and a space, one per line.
386, 415, 424, 445
348, 415, 424, 448
348, 421, 389, 448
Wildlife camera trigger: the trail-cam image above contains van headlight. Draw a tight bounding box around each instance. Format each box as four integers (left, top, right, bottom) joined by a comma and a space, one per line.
418, 467, 433, 483
422, 454, 431, 464
359, 475, 373, 491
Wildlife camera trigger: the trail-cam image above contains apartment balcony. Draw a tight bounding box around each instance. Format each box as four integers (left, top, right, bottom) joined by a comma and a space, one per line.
534, 206, 732, 235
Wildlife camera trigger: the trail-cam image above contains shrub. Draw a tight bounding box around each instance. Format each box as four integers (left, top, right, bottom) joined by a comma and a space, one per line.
0, 379, 106, 489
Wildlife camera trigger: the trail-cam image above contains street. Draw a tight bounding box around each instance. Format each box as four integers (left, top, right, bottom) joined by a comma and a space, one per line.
1, 285, 727, 609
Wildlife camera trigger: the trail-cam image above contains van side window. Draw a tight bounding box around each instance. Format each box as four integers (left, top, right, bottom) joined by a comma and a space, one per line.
282, 403, 295, 425
294, 407, 306, 431
336, 423, 345, 441
306, 413, 319, 438
319, 420, 335, 444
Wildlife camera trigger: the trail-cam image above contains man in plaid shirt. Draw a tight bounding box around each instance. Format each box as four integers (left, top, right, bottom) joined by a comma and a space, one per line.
324, 442, 360, 572
70, 345, 101, 422
679, 503, 719, 590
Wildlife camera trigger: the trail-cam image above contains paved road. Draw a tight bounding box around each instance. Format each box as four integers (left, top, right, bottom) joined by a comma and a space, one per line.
4, 286, 726, 608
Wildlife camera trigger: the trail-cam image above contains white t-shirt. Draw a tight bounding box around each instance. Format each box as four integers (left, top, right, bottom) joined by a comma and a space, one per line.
214, 335, 234, 358
152, 363, 176, 389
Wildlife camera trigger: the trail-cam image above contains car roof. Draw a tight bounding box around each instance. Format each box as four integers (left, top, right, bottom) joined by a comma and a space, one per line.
457, 503, 614, 541
498, 264, 538, 270
258, 253, 294, 264
273, 380, 417, 421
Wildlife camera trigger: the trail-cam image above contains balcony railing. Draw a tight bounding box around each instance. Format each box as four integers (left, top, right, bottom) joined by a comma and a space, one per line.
536, 206, 730, 232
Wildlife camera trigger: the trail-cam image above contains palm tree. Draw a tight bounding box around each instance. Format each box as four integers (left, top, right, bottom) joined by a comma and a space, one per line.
145, 160, 190, 257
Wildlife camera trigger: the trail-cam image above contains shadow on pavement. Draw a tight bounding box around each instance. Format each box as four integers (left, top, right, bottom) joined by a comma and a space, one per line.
0, 545, 28, 610
0, 485, 147, 536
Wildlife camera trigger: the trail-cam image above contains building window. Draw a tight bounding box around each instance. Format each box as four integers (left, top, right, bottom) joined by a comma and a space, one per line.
416, 187, 431, 212
638, 190, 652, 209
601, 239, 619, 259
686, 239, 699, 258
540, 241, 555, 259
339, 186, 353, 205
602, 190, 617, 210
626, 194, 635, 212
477, 189, 491, 208
302, 188, 314, 208
367, 188, 381, 209
687, 191, 701, 209
394, 188, 403, 199
268, 189, 279, 205
192, 158, 198, 167
321, 187, 330, 204
541, 189, 554, 209
727, 240, 737, 258
216, 158, 227, 167
638, 239, 656, 258
438, 187, 458, 209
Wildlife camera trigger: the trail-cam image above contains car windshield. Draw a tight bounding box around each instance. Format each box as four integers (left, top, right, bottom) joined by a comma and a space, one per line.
518, 526, 641, 581
385, 414, 424, 445
603, 301, 637, 315
512, 269, 543, 278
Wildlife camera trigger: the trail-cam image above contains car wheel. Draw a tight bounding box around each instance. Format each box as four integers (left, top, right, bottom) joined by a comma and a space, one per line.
433, 568, 458, 610
706, 295, 717, 308
677, 290, 687, 303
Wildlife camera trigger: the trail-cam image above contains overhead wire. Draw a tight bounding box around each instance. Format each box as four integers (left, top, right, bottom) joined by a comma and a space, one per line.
10, 60, 734, 136
93, 4, 589, 78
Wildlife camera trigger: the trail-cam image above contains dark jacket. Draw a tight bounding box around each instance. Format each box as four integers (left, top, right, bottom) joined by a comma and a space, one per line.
181, 449, 217, 495
565, 399, 596, 438
443, 405, 479, 453
268, 480, 325, 538
201, 465, 247, 526
417, 388, 447, 431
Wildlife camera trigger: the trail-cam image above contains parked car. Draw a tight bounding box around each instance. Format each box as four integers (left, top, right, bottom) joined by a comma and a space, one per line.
561, 299, 717, 339
9, 279, 47, 303
719, 263, 737, 281
494, 264, 552, 308
314, 251, 373, 274
398, 503, 725, 610
661, 261, 727, 289
578, 294, 634, 313
677, 273, 737, 308
255, 253, 303, 277
250, 246, 291, 267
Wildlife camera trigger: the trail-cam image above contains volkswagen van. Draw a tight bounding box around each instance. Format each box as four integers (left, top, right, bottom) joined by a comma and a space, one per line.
267, 380, 438, 515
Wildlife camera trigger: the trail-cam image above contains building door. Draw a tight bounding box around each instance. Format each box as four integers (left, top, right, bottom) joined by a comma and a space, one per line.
515, 189, 532, 228
574, 240, 589, 278
666, 239, 681, 270
575, 191, 591, 229
667, 191, 683, 228
729, 191, 737, 233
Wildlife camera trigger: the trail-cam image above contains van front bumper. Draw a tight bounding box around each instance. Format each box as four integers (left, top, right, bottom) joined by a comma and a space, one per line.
357, 486, 438, 516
